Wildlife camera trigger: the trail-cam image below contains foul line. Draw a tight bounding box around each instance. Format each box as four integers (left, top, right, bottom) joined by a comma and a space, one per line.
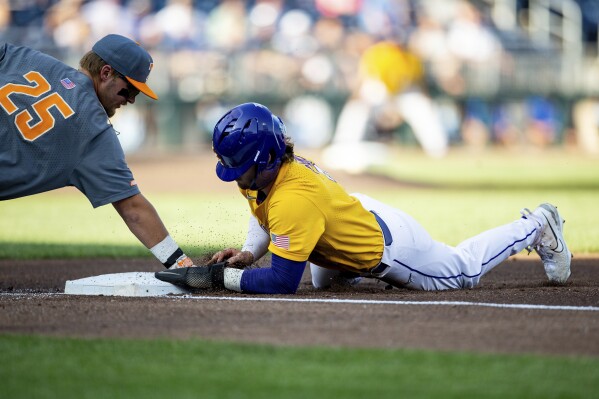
3, 292, 596, 312
178, 295, 599, 312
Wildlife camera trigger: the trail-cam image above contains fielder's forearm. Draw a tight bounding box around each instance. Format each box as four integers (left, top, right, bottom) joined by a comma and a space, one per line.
113, 193, 168, 248
113, 194, 192, 268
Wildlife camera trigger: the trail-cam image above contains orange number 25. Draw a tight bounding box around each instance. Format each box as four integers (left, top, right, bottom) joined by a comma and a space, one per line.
0, 71, 75, 141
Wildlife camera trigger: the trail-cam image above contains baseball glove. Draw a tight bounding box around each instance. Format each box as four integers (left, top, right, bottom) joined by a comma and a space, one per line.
155, 262, 226, 290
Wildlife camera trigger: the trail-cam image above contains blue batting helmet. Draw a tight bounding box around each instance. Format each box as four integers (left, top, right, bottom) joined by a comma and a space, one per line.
212, 103, 286, 182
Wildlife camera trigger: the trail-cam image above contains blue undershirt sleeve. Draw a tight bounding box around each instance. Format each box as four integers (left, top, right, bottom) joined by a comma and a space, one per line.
240, 254, 306, 294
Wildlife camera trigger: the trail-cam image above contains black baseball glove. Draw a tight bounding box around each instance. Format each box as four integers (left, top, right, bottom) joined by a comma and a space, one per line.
155, 262, 226, 290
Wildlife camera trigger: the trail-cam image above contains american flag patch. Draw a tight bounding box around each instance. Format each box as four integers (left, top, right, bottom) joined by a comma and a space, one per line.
271, 233, 290, 250
60, 78, 76, 89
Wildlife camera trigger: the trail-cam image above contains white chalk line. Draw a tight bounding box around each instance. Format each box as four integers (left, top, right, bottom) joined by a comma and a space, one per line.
180, 295, 599, 312
2, 292, 598, 312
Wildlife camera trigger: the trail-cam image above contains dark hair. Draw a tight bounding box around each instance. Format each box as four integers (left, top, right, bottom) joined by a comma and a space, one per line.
281, 135, 295, 163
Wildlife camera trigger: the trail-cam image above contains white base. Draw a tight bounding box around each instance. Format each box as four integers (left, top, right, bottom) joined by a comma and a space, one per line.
64, 272, 190, 297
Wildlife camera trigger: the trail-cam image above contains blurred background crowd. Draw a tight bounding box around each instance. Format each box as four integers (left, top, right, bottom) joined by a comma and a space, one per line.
2, 0, 599, 163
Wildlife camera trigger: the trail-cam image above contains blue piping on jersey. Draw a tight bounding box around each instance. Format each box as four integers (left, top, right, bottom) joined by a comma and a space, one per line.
391, 226, 538, 280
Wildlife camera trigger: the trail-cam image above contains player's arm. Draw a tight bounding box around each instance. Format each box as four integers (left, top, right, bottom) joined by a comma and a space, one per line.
207, 217, 305, 293
210, 215, 269, 266
157, 198, 319, 292
157, 253, 306, 294
224, 253, 306, 294
112, 193, 194, 269
112, 193, 167, 247
222, 196, 322, 294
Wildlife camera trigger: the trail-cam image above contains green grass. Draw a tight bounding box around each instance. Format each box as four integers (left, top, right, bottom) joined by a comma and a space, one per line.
370, 188, 599, 254
365, 149, 599, 254
1, 149, 598, 257
370, 148, 599, 190
1, 334, 597, 399
1, 151, 598, 398
0, 192, 249, 259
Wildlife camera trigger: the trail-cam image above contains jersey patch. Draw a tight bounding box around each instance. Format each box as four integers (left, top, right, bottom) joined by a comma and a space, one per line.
60, 78, 76, 89
271, 233, 290, 250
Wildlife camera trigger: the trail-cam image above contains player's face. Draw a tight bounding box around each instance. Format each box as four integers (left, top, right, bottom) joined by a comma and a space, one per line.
114, 72, 141, 102
98, 71, 140, 117
235, 165, 257, 190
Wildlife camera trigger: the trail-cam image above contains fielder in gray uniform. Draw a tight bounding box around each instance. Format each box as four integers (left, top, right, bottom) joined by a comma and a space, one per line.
0, 34, 194, 269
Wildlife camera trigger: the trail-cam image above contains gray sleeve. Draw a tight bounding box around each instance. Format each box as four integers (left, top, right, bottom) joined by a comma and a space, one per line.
69, 128, 140, 208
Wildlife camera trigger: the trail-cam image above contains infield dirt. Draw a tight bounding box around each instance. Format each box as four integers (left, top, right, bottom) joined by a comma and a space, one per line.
1, 256, 598, 356
1, 152, 598, 357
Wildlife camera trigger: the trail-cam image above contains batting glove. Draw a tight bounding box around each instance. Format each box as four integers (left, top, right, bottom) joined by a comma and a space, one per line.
155, 262, 226, 290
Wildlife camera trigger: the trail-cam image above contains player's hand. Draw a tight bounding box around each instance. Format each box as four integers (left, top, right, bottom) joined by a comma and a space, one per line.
168, 255, 196, 269
209, 248, 254, 267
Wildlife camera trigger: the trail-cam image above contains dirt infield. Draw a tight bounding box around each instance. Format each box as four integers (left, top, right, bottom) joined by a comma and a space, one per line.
1, 256, 598, 357
1, 153, 598, 357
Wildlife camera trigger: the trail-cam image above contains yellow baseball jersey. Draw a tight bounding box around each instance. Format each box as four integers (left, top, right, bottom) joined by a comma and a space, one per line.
240, 156, 384, 273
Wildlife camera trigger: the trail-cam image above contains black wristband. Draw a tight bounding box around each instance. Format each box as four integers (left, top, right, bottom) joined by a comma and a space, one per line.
163, 248, 184, 268
209, 262, 226, 289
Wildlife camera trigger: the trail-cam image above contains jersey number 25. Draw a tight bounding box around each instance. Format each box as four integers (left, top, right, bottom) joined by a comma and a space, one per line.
0, 71, 75, 141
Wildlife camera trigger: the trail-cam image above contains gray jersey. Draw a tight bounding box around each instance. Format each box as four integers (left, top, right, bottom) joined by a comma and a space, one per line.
0, 43, 140, 207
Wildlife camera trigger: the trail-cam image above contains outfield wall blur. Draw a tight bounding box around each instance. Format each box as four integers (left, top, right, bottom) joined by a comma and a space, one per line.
2, 0, 599, 155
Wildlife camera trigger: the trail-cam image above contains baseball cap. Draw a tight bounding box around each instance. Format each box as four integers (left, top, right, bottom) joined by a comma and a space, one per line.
92, 34, 158, 100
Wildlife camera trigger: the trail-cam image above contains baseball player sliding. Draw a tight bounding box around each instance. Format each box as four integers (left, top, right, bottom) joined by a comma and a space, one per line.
0, 35, 194, 270
156, 103, 572, 293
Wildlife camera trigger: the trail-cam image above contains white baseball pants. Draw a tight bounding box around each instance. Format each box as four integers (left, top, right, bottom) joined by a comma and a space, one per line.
310, 193, 542, 291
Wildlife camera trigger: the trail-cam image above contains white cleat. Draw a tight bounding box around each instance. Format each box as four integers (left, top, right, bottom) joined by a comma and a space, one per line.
522, 203, 572, 284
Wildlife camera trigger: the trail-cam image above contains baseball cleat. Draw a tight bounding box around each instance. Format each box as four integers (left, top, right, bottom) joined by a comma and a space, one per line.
522, 203, 572, 284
